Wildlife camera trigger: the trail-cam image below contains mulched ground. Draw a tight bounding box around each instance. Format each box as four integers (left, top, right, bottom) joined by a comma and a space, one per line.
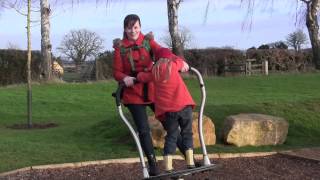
2, 154, 320, 180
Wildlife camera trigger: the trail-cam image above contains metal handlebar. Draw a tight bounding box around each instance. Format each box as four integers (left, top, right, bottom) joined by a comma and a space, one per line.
112, 83, 124, 107
112, 79, 138, 106
189, 67, 211, 166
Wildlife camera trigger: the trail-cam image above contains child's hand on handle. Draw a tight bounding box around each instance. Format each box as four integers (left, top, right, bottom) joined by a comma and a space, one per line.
180, 61, 190, 72
123, 76, 136, 87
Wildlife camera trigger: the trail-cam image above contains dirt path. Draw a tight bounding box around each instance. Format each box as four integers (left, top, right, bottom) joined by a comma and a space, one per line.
2, 153, 319, 180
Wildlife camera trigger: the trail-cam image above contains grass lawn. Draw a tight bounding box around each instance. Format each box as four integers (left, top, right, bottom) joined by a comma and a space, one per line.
0, 73, 320, 173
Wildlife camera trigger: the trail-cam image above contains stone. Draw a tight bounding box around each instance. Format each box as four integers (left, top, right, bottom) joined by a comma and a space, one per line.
148, 112, 216, 148
223, 113, 289, 147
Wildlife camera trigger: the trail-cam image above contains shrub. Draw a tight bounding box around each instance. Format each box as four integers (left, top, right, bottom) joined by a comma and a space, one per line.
95, 51, 114, 80
246, 49, 313, 72
185, 48, 246, 76
0, 49, 41, 86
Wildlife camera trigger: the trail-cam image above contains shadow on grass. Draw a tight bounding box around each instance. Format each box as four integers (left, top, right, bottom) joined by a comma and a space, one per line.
73, 114, 137, 151
6, 122, 58, 130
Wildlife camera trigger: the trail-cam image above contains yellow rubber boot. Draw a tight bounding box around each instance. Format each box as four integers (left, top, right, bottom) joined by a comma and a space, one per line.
186, 149, 195, 169
164, 155, 173, 172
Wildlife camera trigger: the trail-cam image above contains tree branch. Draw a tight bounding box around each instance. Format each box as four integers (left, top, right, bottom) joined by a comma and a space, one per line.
300, 0, 311, 4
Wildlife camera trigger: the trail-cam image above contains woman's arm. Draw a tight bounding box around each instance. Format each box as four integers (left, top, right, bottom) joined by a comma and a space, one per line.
112, 47, 128, 81
137, 71, 153, 83
171, 56, 184, 70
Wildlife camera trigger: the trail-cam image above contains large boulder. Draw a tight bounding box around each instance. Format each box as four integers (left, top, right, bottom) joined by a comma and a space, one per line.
223, 113, 289, 147
149, 112, 216, 148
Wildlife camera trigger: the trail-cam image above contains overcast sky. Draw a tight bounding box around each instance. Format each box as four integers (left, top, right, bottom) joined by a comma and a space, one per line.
0, 0, 310, 56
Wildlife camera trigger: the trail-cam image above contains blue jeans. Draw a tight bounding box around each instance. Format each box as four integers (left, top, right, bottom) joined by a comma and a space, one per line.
162, 106, 193, 155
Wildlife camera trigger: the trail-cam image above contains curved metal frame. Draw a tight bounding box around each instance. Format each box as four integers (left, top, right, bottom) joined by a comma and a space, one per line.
190, 67, 211, 166
113, 67, 211, 179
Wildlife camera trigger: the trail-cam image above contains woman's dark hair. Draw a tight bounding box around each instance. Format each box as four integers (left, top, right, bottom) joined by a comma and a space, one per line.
123, 14, 141, 29
123, 14, 141, 39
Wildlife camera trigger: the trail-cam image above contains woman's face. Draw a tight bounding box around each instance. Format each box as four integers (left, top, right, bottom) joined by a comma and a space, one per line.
125, 21, 141, 41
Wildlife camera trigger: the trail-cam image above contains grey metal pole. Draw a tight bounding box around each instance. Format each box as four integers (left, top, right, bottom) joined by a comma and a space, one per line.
190, 67, 211, 166
114, 85, 149, 178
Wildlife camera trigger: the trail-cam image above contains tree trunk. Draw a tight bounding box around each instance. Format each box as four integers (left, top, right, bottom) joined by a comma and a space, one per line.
304, 0, 320, 69
40, 0, 52, 80
27, 0, 32, 128
167, 0, 184, 57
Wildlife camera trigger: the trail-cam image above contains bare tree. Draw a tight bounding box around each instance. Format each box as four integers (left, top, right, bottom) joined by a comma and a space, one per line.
0, 0, 27, 15
286, 29, 308, 52
57, 29, 104, 71
7, 42, 21, 50
161, 26, 194, 49
40, 0, 52, 81
1, 0, 53, 80
241, 0, 320, 69
303, 0, 320, 69
1, 0, 34, 128
26, 0, 32, 128
167, 0, 184, 57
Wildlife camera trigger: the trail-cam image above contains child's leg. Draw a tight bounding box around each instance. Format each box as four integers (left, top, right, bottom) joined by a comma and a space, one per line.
178, 106, 195, 168
153, 104, 185, 156
160, 122, 186, 157
162, 112, 180, 171
163, 112, 180, 155
176, 129, 186, 156
178, 106, 193, 150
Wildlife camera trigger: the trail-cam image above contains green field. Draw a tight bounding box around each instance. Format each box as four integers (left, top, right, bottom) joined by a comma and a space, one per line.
0, 73, 320, 173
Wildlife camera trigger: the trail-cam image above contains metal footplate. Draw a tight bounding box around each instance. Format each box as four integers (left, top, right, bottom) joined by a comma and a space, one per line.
144, 164, 221, 180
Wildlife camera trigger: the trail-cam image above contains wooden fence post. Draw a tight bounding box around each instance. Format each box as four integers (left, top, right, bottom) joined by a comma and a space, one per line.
246, 59, 252, 76
263, 60, 268, 75
95, 59, 99, 80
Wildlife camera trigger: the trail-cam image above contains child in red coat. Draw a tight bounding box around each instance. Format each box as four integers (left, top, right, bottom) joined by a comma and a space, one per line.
138, 48, 196, 172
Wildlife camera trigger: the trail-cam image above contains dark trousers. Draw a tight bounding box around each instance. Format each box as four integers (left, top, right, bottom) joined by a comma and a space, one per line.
162, 106, 193, 155
126, 104, 155, 156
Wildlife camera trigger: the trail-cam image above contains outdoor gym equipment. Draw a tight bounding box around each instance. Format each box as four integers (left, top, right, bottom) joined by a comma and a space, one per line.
112, 67, 220, 179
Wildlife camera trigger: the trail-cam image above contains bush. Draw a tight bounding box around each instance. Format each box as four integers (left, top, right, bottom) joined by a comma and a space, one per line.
185, 48, 246, 76
95, 51, 114, 80
76, 48, 315, 81
246, 49, 313, 72
0, 49, 41, 86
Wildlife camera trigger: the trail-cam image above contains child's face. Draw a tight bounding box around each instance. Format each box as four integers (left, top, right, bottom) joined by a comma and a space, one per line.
125, 21, 141, 41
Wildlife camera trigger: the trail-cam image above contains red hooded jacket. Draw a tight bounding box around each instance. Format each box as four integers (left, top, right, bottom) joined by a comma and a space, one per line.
113, 33, 161, 104
138, 48, 195, 121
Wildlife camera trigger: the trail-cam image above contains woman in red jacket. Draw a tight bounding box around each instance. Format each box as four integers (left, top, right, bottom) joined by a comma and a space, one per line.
138, 48, 196, 172
112, 14, 161, 176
